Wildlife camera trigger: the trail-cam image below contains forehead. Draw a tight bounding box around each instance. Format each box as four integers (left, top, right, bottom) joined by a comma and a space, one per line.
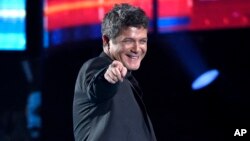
118, 26, 148, 38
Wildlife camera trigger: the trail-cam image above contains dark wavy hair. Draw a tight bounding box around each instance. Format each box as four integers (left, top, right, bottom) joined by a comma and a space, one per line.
101, 3, 149, 39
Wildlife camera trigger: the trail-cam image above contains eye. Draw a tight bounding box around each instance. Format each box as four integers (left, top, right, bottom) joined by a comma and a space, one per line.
139, 39, 147, 45
122, 39, 134, 44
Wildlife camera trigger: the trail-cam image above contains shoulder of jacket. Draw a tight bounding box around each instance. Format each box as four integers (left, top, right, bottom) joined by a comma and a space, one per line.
81, 56, 110, 71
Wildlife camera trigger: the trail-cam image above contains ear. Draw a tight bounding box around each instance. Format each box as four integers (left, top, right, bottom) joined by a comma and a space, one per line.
102, 35, 110, 47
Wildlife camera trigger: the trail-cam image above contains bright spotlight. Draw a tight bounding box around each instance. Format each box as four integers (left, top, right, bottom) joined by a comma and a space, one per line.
192, 69, 219, 90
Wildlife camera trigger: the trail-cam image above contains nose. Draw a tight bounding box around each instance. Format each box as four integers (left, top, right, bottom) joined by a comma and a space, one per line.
131, 42, 140, 53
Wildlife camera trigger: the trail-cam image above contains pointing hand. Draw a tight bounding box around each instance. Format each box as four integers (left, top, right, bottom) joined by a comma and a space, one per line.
104, 60, 127, 84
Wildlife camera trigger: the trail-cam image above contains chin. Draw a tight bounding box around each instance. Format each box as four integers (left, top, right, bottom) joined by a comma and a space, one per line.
127, 65, 140, 71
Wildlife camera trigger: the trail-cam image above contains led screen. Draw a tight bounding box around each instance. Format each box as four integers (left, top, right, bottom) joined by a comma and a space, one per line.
158, 0, 250, 33
44, 0, 250, 47
0, 0, 26, 51
44, 0, 153, 47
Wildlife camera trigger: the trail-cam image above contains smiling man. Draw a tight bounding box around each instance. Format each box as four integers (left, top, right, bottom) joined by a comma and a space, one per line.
73, 3, 157, 141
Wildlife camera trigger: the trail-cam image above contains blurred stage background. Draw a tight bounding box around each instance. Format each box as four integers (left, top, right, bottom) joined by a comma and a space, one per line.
0, 0, 250, 141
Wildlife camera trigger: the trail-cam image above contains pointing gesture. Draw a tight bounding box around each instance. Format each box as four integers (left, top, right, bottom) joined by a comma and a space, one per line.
104, 60, 127, 84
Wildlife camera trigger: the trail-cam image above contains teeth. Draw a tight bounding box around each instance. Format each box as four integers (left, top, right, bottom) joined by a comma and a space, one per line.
128, 55, 138, 59
127, 54, 138, 58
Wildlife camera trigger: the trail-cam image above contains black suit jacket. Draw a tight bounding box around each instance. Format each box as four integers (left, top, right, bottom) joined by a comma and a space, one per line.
73, 52, 157, 141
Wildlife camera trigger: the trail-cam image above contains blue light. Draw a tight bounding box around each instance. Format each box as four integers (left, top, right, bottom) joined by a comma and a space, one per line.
0, 0, 25, 9
192, 69, 220, 90
0, 0, 26, 51
158, 16, 190, 27
0, 33, 26, 50
27, 91, 42, 138
0, 18, 25, 33
48, 24, 101, 47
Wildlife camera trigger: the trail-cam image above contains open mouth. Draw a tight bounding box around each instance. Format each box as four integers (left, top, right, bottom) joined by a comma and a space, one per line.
126, 54, 139, 60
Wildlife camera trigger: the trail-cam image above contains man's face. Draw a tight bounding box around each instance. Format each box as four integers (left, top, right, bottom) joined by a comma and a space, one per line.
108, 26, 148, 70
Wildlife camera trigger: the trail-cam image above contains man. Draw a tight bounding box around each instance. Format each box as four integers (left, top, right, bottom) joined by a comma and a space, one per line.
73, 3, 157, 141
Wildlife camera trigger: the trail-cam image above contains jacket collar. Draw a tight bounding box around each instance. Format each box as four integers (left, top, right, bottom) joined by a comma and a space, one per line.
99, 51, 112, 62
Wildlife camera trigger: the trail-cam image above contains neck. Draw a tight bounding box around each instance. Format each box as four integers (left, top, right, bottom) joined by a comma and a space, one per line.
103, 47, 115, 60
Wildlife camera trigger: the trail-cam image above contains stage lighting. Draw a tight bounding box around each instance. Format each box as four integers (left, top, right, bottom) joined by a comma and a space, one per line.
191, 69, 219, 90
163, 33, 220, 91
0, 0, 26, 51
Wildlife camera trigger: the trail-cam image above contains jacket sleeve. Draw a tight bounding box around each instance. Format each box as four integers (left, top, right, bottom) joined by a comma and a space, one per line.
83, 57, 119, 102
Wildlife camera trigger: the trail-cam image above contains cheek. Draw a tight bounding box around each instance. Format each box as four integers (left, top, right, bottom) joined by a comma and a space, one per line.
144, 46, 147, 52
110, 46, 124, 58
115, 46, 127, 55
141, 45, 147, 54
